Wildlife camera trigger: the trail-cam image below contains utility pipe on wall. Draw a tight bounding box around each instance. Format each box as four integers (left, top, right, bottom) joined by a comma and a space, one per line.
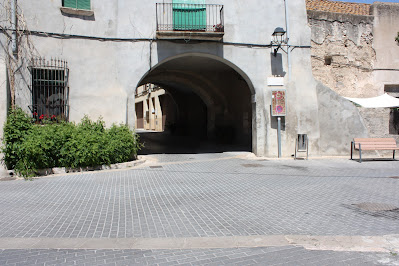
284, 0, 291, 81
11, 0, 17, 55
277, 117, 282, 158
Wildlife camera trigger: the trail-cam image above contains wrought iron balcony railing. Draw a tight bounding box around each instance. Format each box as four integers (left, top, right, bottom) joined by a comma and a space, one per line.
156, 3, 224, 33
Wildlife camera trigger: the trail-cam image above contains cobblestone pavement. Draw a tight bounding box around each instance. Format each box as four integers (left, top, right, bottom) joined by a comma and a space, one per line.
1, 246, 398, 266
1, 152, 399, 265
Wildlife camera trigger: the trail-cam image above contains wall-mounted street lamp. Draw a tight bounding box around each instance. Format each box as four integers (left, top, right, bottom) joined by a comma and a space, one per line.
271, 27, 287, 57
271, 27, 287, 158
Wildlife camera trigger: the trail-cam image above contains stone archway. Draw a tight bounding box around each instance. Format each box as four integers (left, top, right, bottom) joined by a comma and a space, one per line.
134, 53, 255, 154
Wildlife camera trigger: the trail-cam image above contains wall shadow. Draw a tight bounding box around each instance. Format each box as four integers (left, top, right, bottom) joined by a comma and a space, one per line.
270, 53, 286, 77
156, 40, 224, 64
137, 131, 251, 155
60, 11, 96, 21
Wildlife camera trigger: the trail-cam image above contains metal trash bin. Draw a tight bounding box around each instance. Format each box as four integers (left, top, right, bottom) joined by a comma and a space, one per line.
295, 134, 308, 160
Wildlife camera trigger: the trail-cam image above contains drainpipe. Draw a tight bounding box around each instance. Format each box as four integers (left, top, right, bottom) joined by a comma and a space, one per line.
284, 0, 291, 81
11, 0, 17, 55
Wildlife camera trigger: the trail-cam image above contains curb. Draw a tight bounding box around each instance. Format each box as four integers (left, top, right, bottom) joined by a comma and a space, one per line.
0, 235, 397, 252
7, 157, 147, 180
38, 157, 147, 176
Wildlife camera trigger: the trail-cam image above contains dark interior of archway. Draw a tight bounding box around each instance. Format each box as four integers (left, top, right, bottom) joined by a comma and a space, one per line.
137, 56, 252, 155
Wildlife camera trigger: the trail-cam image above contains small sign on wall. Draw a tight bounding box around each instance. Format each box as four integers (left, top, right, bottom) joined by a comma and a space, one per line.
267, 77, 284, 86
271, 89, 286, 116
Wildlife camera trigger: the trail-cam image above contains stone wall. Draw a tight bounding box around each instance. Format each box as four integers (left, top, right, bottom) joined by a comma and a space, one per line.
358, 108, 390, 137
308, 10, 377, 98
308, 5, 399, 141
358, 107, 399, 156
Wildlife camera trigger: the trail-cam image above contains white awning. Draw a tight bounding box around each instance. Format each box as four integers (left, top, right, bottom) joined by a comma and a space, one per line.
344, 93, 399, 108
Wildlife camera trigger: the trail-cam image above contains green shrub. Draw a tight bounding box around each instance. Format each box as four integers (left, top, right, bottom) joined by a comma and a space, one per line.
17, 122, 75, 173
1, 109, 142, 178
1, 108, 33, 170
105, 124, 141, 164
59, 116, 108, 168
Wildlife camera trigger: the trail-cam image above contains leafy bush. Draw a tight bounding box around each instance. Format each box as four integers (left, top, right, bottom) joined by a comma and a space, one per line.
106, 124, 140, 164
1, 108, 142, 178
2, 108, 33, 170
59, 116, 108, 168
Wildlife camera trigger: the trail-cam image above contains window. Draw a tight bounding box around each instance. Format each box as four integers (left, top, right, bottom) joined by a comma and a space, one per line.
29, 58, 69, 121
62, 0, 91, 10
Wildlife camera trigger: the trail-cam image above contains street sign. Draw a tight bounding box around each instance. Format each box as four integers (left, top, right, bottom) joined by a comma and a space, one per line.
271, 89, 286, 116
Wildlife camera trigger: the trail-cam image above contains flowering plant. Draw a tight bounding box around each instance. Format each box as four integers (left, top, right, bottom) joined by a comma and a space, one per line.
213, 23, 224, 32
34, 113, 58, 124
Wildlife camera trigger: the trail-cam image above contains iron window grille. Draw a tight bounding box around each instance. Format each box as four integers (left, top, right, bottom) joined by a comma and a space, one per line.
29, 58, 70, 122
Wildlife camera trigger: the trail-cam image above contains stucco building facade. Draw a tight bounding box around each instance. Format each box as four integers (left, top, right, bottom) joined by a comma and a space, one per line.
1, 0, 371, 170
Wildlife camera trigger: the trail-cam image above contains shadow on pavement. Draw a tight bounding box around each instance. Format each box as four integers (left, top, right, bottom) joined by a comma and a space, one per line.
137, 131, 251, 155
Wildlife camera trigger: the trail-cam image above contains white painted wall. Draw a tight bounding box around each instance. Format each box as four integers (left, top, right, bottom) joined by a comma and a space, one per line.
0, 40, 9, 177
372, 2, 399, 94
0, 0, 368, 157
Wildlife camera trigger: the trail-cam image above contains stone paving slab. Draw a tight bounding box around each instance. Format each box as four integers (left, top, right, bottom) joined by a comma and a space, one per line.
0, 235, 398, 252
143, 152, 246, 163
0, 155, 399, 239
1, 153, 399, 265
1, 246, 398, 265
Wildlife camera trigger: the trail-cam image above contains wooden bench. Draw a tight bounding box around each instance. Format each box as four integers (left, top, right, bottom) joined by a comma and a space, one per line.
351, 138, 399, 163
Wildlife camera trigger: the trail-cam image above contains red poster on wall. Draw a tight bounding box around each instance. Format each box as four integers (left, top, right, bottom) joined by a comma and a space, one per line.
271, 89, 286, 116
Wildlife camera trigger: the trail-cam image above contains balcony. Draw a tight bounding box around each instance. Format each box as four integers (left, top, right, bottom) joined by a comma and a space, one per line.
156, 3, 224, 41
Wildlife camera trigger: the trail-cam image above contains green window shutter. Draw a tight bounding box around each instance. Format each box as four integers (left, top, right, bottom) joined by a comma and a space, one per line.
173, 0, 205, 9
77, 0, 91, 10
63, 0, 90, 10
172, 0, 206, 31
63, 0, 77, 9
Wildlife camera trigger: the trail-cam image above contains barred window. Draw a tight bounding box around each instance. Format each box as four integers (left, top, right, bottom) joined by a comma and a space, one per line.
29, 58, 69, 122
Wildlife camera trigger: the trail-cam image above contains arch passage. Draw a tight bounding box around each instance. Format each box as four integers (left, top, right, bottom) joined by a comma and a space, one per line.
135, 55, 253, 154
